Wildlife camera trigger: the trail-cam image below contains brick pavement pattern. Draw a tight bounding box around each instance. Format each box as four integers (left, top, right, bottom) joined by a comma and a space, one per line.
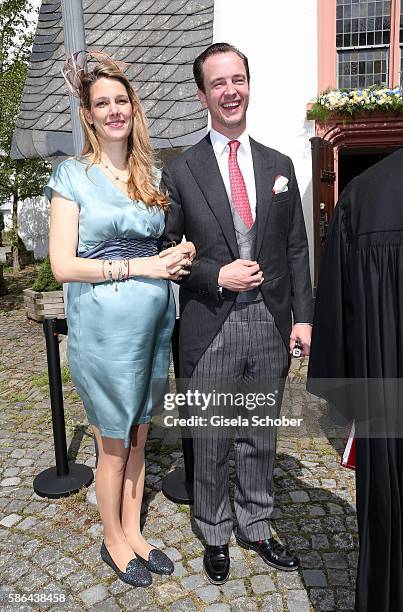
0, 307, 358, 611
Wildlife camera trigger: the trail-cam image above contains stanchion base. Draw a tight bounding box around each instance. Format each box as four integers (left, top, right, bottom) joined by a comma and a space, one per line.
162, 467, 193, 504
33, 463, 94, 499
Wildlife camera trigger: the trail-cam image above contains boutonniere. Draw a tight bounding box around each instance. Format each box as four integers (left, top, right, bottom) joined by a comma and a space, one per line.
272, 175, 289, 194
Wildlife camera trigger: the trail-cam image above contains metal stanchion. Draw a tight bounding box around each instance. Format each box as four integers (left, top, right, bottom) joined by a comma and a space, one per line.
33, 317, 93, 498
162, 319, 194, 504
162, 437, 194, 504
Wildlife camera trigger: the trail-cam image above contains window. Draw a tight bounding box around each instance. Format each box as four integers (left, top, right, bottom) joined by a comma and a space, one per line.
336, 0, 391, 88
318, 0, 402, 93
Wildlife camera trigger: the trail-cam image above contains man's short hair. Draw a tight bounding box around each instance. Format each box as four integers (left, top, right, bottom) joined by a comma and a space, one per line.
193, 42, 250, 93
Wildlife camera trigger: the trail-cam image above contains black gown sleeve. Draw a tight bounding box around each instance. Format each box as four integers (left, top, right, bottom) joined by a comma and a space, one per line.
307, 187, 354, 422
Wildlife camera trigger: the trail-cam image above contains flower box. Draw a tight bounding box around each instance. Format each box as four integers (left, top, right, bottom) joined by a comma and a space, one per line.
307, 86, 403, 122
23, 288, 65, 322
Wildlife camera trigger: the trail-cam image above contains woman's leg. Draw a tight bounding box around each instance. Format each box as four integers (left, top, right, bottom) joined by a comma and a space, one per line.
93, 426, 135, 571
121, 423, 154, 558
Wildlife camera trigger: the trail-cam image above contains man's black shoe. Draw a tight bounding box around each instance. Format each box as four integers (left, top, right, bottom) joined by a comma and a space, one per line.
203, 544, 230, 584
236, 535, 299, 572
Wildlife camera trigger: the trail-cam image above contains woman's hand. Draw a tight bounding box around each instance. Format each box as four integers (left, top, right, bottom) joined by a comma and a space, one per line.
155, 241, 196, 280
159, 241, 196, 262
134, 250, 191, 280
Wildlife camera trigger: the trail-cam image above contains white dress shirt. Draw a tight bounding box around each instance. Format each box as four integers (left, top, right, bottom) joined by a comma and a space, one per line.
210, 128, 257, 221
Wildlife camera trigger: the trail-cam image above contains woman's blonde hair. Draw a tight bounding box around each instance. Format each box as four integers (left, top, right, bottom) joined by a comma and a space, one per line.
79, 60, 168, 210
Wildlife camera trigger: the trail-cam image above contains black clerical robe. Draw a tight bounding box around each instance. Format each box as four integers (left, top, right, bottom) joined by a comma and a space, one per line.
307, 149, 403, 612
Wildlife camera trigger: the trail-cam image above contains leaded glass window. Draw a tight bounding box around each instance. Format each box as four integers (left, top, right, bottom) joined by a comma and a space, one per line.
339, 49, 388, 88
336, 0, 391, 88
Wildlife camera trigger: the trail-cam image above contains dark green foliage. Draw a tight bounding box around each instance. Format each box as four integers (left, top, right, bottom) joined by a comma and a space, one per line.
0, 1, 51, 271
32, 256, 62, 292
0, 0, 51, 204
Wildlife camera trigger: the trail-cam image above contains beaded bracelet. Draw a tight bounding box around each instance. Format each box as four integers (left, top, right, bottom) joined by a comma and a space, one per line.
114, 260, 122, 292
102, 258, 132, 288
122, 258, 129, 280
107, 259, 113, 281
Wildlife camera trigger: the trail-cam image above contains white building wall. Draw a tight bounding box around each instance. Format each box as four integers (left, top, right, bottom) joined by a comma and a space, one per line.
212, 0, 318, 279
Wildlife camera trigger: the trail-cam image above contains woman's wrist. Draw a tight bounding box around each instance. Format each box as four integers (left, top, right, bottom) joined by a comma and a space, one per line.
98, 256, 164, 281
100, 258, 131, 282
129, 257, 143, 278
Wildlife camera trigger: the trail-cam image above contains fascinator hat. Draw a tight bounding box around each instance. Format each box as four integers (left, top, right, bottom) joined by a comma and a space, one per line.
61, 50, 129, 97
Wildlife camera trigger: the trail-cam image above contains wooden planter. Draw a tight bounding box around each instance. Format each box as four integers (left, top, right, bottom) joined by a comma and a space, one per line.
23, 288, 65, 322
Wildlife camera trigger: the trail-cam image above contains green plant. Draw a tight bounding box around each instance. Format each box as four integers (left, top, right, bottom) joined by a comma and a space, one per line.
31, 370, 49, 389
32, 255, 62, 292
32, 364, 71, 389
61, 364, 72, 384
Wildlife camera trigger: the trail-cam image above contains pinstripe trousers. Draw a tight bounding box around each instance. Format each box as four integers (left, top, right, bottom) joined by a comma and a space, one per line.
189, 299, 289, 545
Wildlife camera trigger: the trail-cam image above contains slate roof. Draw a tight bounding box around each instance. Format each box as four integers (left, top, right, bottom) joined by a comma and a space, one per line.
11, 0, 214, 160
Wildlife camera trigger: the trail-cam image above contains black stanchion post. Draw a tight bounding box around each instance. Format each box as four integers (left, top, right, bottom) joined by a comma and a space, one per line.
162, 319, 194, 504
45, 317, 69, 477
33, 317, 94, 498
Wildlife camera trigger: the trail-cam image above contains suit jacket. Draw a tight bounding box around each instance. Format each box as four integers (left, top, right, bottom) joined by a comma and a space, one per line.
161, 134, 313, 378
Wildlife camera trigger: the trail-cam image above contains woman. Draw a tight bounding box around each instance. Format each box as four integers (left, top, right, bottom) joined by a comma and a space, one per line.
47, 54, 194, 587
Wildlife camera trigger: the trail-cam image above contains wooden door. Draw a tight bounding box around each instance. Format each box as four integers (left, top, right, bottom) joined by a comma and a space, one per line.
310, 137, 336, 290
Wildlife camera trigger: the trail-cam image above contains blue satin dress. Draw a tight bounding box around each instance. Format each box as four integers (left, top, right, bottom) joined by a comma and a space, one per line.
45, 158, 175, 446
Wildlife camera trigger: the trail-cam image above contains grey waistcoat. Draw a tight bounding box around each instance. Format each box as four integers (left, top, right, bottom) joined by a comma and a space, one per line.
229, 200, 262, 303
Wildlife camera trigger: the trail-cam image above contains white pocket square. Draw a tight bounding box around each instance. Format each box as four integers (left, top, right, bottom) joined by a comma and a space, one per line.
272, 175, 289, 194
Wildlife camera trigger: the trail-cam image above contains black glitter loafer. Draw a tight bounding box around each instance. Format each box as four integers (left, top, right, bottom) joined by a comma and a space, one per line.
136, 548, 174, 575
100, 542, 152, 587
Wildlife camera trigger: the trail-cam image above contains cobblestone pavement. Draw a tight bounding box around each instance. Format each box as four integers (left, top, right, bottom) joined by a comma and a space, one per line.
0, 304, 358, 611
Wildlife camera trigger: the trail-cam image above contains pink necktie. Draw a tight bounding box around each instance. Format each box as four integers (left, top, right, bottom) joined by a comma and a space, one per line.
228, 140, 253, 229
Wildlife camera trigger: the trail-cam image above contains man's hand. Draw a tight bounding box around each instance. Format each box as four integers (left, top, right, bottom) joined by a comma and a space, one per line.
289, 323, 312, 356
218, 259, 263, 292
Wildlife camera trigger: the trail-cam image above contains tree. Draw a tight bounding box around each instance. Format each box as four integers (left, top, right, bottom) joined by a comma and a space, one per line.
0, 0, 51, 273
0, 210, 6, 295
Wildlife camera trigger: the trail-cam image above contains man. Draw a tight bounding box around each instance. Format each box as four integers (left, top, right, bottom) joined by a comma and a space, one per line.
162, 43, 313, 584
307, 153, 403, 611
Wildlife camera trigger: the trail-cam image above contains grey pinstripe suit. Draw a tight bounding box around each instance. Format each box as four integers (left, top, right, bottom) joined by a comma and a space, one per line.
161, 133, 312, 545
